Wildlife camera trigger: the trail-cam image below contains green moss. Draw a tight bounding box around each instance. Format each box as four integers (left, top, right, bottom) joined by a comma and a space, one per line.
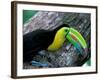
23, 10, 38, 24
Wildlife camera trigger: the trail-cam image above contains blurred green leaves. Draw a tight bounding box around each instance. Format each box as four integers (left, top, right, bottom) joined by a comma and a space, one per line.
23, 10, 38, 24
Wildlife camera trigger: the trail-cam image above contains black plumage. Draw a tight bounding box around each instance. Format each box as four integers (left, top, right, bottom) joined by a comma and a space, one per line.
23, 24, 70, 62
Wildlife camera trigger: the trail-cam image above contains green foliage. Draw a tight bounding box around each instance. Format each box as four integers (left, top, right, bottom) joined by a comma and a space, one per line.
23, 10, 38, 24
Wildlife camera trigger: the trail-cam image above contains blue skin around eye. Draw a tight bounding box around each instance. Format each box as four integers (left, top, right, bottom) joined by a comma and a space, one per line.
31, 61, 49, 67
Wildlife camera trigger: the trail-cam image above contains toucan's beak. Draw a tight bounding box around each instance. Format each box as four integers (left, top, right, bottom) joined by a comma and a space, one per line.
66, 28, 87, 55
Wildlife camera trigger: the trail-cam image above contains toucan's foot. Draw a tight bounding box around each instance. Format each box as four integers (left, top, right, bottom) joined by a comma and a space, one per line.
31, 60, 49, 67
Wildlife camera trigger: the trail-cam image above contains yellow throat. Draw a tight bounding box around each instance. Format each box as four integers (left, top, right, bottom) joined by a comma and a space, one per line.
47, 27, 67, 51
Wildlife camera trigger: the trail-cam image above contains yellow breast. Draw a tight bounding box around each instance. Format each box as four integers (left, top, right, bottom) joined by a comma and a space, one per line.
47, 28, 66, 51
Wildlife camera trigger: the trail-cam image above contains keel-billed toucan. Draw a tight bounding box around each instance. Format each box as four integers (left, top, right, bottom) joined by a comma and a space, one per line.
23, 24, 88, 66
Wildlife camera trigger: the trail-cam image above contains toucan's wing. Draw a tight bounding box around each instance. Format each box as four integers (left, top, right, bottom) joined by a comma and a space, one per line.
23, 47, 43, 62
23, 30, 53, 52
23, 29, 55, 62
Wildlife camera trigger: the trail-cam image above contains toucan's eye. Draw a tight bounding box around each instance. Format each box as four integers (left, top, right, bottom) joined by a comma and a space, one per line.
65, 29, 69, 34
65, 29, 68, 32
65, 29, 69, 35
